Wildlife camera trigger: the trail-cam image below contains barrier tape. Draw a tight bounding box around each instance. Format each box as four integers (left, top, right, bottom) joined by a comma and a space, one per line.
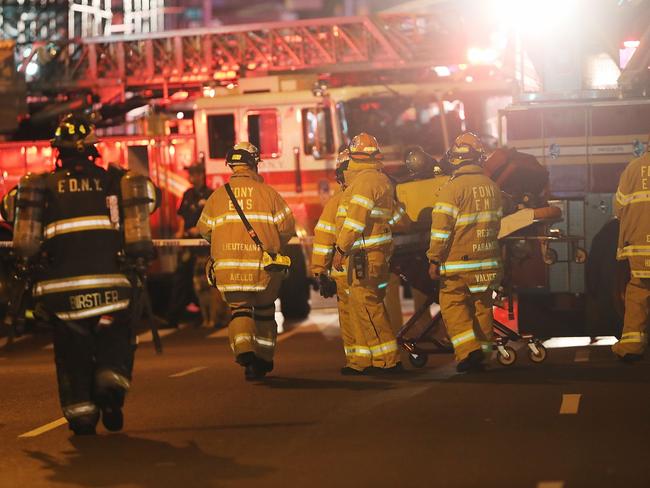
0, 236, 308, 249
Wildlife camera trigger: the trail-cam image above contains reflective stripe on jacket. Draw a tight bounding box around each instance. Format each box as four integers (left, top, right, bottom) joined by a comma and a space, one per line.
615, 152, 650, 278
34, 163, 133, 318
312, 191, 343, 275
197, 167, 296, 292
334, 161, 394, 256
426, 164, 503, 290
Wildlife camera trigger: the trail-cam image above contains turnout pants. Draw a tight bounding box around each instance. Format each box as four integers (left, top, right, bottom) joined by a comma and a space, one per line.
224, 274, 283, 363
439, 275, 494, 362
612, 277, 650, 357
347, 250, 400, 369
53, 310, 135, 424
334, 273, 371, 371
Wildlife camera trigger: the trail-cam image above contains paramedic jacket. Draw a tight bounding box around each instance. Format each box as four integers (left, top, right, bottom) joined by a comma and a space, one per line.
426, 164, 503, 292
33, 163, 132, 321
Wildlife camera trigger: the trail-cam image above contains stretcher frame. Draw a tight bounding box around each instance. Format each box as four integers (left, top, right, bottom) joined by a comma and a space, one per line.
393, 218, 585, 368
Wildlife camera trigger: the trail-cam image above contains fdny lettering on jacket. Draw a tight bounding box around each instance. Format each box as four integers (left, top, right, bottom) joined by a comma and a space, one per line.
227, 186, 254, 211
69, 290, 119, 310
471, 185, 497, 211
57, 177, 103, 193
641, 165, 650, 190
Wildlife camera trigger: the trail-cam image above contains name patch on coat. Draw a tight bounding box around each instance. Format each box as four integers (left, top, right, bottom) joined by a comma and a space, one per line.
69, 290, 119, 310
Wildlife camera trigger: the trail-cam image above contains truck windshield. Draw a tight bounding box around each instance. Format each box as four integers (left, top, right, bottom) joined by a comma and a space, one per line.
340, 96, 463, 156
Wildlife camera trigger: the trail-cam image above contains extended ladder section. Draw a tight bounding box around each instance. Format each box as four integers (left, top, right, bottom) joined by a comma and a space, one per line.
19, 14, 455, 95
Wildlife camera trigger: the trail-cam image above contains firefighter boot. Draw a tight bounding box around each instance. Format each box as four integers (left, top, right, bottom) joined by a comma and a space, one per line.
456, 349, 486, 373
64, 402, 100, 436
94, 369, 130, 432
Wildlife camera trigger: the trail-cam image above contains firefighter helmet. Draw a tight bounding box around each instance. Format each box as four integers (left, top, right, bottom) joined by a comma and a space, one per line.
404, 146, 434, 176
445, 132, 485, 168
348, 132, 382, 161
225, 141, 261, 167
335, 148, 350, 185
51, 114, 99, 157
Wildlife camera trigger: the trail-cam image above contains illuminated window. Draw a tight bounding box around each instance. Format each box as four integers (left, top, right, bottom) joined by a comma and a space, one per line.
247, 110, 279, 158
207, 114, 235, 159
302, 107, 334, 157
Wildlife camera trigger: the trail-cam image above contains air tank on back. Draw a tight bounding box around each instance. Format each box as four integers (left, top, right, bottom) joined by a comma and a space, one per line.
13, 173, 46, 259
120, 172, 157, 259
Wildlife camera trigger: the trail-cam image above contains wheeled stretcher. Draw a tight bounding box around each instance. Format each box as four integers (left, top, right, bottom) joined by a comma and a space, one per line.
390, 209, 584, 368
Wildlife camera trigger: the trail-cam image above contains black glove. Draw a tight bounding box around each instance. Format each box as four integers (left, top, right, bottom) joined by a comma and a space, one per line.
318, 274, 337, 298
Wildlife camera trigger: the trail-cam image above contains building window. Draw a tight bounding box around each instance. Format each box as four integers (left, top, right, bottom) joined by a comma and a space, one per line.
247, 110, 279, 158
207, 114, 235, 159
302, 107, 334, 157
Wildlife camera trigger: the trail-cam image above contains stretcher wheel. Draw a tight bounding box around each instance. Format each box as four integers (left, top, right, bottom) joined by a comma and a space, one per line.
574, 247, 587, 264
497, 346, 517, 366
527, 343, 547, 363
409, 353, 428, 368
542, 247, 558, 265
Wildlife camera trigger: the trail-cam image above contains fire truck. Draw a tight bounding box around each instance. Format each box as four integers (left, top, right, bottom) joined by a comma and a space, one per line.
0, 14, 512, 318
500, 96, 650, 337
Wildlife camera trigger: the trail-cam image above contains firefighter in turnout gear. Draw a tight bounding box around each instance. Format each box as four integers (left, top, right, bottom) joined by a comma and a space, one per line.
427, 132, 503, 373
311, 149, 361, 374
331, 133, 402, 373
30, 115, 148, 435
612, 144, 650, 362
198, 142, 295, 381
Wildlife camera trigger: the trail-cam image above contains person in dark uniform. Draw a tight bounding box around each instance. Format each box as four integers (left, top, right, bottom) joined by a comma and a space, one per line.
28, 115, 145, 435
166, 161, 212, 328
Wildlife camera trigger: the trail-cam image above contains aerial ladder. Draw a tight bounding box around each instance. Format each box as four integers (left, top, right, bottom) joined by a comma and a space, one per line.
17, 14, 460, 104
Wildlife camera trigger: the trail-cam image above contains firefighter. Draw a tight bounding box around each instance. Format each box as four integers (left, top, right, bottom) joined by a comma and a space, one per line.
311, 149, 367, 374
427, 132, 503, 373
197, 142, 295, 381
167, 161, 214, 328
332, 133, 402, 373
611, 142, 650, 362
29, 115, 146, 435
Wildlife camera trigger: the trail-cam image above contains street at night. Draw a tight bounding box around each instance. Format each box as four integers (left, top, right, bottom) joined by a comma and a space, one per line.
1, 306, 649, 488
2, 0, 650, 487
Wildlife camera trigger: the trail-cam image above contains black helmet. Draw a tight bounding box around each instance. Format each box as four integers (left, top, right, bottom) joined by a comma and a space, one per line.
334, 149, 350, 185
404, 146, 434, 177
51, 114, 99, 159
225, 142, 261, 168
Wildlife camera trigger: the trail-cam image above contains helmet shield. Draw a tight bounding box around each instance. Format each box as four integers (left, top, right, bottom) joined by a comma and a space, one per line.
226, 141, 261, 167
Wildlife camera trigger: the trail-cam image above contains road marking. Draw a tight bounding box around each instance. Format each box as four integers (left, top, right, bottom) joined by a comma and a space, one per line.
137, 328, 177, 344
208, 328, 229, 339
19, 417, 67, 438
277, 324, 317, 343
574, 348, 590, 362
169, 366, 208, 378
560, 394, 582, 414
537, 482, 564, 488
0, 335, 29, 349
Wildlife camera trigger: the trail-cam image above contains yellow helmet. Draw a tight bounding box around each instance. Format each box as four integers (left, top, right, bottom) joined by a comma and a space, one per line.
446, 132, 485, 167
348, 132, 382, 161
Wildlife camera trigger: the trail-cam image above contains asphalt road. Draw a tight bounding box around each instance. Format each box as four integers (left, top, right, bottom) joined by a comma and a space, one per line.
1, 308, 649, 488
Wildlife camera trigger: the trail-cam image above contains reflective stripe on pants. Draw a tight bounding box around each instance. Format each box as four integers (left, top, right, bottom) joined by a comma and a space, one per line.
439, 275, 494, 362
224, 273, 283, 362
347, 250, 400, 369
